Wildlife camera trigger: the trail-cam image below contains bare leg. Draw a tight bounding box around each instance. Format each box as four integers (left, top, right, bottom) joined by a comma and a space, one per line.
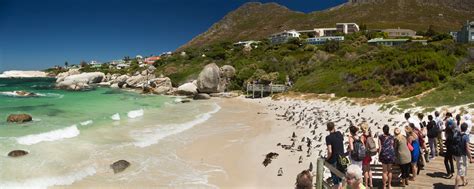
387, 164, 392, 189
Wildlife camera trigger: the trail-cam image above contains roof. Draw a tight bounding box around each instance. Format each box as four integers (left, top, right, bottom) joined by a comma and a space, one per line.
382, 29, 416, 33
367, 38, 409, 43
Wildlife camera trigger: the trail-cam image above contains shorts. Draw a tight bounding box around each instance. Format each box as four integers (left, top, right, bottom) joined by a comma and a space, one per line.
454, 155, 468, 176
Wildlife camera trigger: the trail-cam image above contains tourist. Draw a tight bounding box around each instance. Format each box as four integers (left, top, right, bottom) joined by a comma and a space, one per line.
405, 125, 420, 181
394, 127, 412, 187
416, 113, 428, 165
360, 123, 373, 188
344, 164, 366, 189
405, 112, 420, 130
295, 170, 313, 189
454, 123, 473, 188
378, 125, 395, 189
463, 114, 472, 136
348, 125, 363, 169
326, 122, 345, 189
434, 111, 444, 156
455, 114, 462, 128
444, 120, 456, 178
445, 112, 458, 131
427, 115, 439, 159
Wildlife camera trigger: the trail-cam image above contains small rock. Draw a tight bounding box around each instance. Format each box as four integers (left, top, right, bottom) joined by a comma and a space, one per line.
110, 160, 130, 174
7, 114, 33, 123
8, 150, 28, 157
193, 93, 211, 100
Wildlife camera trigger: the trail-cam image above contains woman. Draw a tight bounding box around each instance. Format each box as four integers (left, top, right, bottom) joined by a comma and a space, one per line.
394, 127, 412, 187
360, 123, 373, 188
348, 125, 363, 169
405, 125, 420, 181
344, 164, 366, 189
378, 125, 395, 189
295, 170, 312, 189
444, 121, 455, 178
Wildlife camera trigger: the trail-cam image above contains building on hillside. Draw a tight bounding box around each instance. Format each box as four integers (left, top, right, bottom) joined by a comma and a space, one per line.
367, 38, 409, 46
306, 36, 345, 45
314, 28, 338, 37
109, 59, 125, 65
411, 40, 428, 45
233, 40, 260, 47
456, 21, 474, 43
136, 55, 143, 60
382, 28, 417, 38
336, 23, 359, 34
269, 30, 300, 44
144, 56, 161, 65
116, 64, 130, 70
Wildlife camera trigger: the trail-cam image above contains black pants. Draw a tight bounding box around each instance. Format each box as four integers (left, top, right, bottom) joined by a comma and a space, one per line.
399, 163, 411, 179
444, 153, 454, 175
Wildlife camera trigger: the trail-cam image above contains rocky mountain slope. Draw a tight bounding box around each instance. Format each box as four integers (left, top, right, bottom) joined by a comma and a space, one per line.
178, 0, 474, 50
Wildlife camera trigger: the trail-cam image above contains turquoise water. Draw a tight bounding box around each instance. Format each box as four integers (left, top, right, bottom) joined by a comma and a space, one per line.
0, 78, 170, 137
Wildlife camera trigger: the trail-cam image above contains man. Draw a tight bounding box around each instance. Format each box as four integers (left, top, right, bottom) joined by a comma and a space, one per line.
326, 122, 345, 189
454, 123, 473, 188
405, 113, 421, 130
434, 111, 444, 155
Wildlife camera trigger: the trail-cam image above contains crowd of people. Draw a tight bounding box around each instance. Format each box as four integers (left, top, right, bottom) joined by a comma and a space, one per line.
295, 111, 473, 189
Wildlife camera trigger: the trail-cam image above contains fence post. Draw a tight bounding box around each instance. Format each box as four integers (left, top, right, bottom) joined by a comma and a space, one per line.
316, 158, 324, 189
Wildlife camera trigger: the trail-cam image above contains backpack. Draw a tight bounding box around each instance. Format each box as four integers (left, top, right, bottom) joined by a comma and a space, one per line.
452, 132, 465, 156
337, 155, 350, 173
365, 136, 377, 156
379, 135, 396, 164
427, 120, 439, 138
350, 138, 366, 161
414, 129, 425, 148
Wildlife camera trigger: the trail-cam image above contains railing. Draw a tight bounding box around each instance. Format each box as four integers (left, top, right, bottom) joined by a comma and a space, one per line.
316, 158, 345, 189
246, 83, 287, 98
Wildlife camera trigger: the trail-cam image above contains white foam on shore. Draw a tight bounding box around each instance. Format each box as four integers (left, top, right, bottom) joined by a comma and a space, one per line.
0, 91, 63, 98
111, 113, 121, 121
16, 125, 80, 145
0, 166, 96, 189
80, 120, 93, 126
127, 109, 144, 119
131, 104, 221, 148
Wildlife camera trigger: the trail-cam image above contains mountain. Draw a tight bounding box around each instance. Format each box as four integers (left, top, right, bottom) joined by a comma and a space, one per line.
177, 0, 474, 51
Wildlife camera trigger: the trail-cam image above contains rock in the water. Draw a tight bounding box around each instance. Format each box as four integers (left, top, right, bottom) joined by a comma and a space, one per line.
176, 82, 198, 96
57, 72, 105, 90
55, 69, 81, 83
193, 93, 211, 100
110, 160, 130, 174
8, 150, 28, 157
147, 77, 172, 94
126, 75, 148, 88
7, 114, 32, 123
196, 63, 221, 93
14, 91, 37, 97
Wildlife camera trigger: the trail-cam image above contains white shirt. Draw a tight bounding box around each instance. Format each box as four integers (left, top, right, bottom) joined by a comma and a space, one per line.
407, 117, 421, 130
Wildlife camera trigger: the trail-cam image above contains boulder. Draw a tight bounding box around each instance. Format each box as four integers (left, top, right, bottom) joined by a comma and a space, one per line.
57, 72, 105, 90
220, 65, 236, 79
176, 83, 198, 96
110, 160, 130, 174
7, 114, 32, 123
113, 75, 129, 84
196, 63, 221, 93
8, 150, 28, 157
148, 77, 172, 94
125, 75, 148, 88
14, 91, 37, 97
56, 69, 81, 83
193, 93, 211, 100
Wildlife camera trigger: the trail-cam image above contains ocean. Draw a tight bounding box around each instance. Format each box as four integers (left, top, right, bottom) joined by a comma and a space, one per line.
0, 78, 223, 188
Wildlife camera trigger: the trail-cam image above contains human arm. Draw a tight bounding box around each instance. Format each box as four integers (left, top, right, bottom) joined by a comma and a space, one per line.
326, 144, 332, 162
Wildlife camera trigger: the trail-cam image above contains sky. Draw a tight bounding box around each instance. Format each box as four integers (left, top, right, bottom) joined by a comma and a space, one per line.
0, 0, 346, 71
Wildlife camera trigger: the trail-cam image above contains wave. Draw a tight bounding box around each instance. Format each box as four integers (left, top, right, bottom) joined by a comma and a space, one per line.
16, 125, 80, 145
0, 166, 96, 189
0, 91, 63, 98
127, 109, 144, 119
130, 103, 221, 148
111, 113, 121, 121
0, 84, 6, 87
80, 120, 93, 126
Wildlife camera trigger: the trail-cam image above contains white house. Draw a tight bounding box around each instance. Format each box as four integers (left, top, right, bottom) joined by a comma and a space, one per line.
306, 36, 345, 45
336, 23, 360, 34
269, 30, 301, 44
313, 28, 338, 37
233, 40, 260, 47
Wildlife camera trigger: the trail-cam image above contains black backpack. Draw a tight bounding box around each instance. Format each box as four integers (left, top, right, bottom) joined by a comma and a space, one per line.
452, 132, 465, 156
350, 138, 366, 161
427, 120, 439, 138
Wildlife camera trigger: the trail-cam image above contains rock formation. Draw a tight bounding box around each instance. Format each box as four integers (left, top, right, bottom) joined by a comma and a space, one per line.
7, 114, 33, 123
8, 150, 28, 157
110, 160, 130, 174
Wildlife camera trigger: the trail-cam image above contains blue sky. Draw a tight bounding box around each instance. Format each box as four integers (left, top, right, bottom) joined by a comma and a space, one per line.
0, 0, 346, 71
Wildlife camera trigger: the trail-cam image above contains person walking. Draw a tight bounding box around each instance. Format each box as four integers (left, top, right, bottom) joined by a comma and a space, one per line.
360, 123, 374, 188
434, 111, 444, 156
427, 115, 439, 160
405, 125, 420, 181
326, 122, 345, 189
378, 125, 395, 189
444, 120, 456, 178
394, 127, 412, 187
454, 123, 473, 188
348, 125, 363, 169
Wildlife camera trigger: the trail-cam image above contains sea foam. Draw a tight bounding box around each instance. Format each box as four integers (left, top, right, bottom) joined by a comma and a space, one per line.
111, 113, 121, 121
127, 109, 144, 119
80, 120, 93, 126
0, 166, 96, 189
16, 125, 80, 145
131, 104, 221, 148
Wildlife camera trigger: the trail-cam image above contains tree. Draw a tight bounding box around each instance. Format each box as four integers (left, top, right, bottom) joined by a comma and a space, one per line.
426, 25, 437, 37
64, 61, 69, 68
80, 60, 87, 67
323, 40, 340, 53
